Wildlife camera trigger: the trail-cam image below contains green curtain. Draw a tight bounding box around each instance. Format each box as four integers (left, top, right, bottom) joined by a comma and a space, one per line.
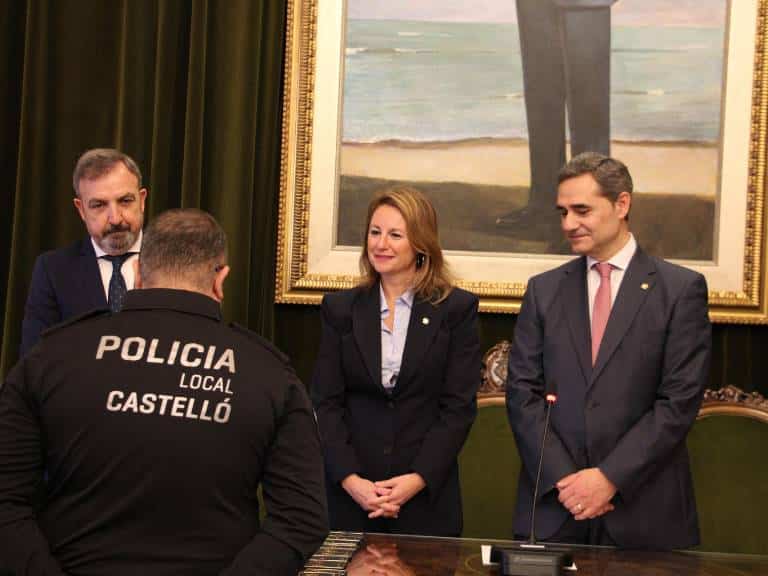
3, 1, 768, 397
0, 0, 285, 375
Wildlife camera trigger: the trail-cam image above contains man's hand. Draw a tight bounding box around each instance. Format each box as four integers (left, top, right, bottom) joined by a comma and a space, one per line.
371, 473, 426, 517
557, 468, 616, 520
346, 543, 416, 576
341, 474, 400, 518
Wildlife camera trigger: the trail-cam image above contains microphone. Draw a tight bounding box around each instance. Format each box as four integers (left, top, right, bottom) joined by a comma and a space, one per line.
491, 390, 573, 575
526, 392, 557, 546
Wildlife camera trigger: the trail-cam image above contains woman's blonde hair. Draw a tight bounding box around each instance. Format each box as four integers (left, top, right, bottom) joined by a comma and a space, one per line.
359, 186, 453, 304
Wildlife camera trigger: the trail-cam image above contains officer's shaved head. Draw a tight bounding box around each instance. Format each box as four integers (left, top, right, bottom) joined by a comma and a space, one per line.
139, 208, 227, 291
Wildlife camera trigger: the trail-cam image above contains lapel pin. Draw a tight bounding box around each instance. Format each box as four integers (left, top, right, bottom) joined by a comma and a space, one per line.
641, 283, 649, 290
422, 317, 430, 325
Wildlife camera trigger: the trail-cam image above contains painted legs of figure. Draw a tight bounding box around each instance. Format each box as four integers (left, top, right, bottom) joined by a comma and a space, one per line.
497, 1, 611, 245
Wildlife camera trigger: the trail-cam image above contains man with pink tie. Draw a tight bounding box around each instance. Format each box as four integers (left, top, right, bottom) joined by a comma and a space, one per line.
506, 152, 711, 548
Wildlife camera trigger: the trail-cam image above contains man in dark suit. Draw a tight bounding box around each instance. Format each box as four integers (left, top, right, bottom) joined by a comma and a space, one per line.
20, 148, 147, 356
497, 0, 617, 243
506, 152, 711, 548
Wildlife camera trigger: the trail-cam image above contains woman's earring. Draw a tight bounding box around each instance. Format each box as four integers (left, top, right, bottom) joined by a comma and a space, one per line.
416, 253, 425, 268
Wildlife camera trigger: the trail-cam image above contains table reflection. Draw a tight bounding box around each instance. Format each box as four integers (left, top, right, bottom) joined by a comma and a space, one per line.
347, 538, 461, 575
303, 532, 768, 575
347, 543, 417, 576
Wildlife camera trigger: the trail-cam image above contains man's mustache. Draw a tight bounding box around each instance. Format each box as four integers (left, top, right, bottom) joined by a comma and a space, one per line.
105, 224, 130, 236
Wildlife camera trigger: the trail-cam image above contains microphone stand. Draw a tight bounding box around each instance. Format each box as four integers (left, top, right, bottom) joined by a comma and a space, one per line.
491, 394, 573, 575
525, 393, 556, 547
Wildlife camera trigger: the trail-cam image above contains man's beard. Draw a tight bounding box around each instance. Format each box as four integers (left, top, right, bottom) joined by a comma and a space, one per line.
101, 225, 137, 254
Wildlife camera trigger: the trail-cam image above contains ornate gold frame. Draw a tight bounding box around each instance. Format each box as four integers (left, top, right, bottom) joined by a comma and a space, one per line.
276, 0, 768, 323
699, 385, 768, 422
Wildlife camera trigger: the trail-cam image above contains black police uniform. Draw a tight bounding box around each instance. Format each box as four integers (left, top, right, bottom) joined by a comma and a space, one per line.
0, 289, 328, 576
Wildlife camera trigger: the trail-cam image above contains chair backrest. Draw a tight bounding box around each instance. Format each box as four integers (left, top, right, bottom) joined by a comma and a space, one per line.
459, 396, 520, 539
464, 341, 768, 553
687, 385, 768, 555
460, 341, 518, 538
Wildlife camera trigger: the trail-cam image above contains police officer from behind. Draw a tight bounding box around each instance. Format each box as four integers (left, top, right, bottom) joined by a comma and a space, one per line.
0, 208, 328, 575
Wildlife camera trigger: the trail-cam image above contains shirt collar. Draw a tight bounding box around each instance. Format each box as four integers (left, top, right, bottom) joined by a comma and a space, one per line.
379, 283, 415, 314
92, 230, 142, 258
587, 233, 637, 272
121, 288, 222, 321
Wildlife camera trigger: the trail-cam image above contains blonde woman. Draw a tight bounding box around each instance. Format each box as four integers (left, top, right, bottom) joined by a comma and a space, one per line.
312, 187, 481, 536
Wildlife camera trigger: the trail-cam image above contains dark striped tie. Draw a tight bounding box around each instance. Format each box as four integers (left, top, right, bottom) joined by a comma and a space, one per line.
103, 253, 132, 312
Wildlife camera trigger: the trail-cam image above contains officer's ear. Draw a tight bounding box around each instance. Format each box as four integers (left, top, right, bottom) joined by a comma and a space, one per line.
134, 258, 143, 289
213, 265, 230, 302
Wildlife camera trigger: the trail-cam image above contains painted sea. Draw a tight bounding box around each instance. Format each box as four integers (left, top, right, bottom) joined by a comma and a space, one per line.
342, 18, 725, 144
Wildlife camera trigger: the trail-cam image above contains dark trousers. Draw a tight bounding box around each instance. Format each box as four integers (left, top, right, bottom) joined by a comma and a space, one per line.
516, 0, 612, 207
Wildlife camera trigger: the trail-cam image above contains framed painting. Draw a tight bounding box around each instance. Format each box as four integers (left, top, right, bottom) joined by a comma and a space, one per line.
276, 0, 768, 323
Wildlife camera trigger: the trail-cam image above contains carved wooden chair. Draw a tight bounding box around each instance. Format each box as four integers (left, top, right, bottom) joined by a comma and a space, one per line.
461, 340, 768, 554
459, 341, 519, 538
687, 385, 768, 554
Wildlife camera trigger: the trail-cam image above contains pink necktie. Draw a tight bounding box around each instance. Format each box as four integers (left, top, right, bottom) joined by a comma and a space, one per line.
591, 262, 613, 365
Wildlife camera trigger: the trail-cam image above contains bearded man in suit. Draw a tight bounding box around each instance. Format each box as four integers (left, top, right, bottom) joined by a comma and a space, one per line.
20, 148, 147, 356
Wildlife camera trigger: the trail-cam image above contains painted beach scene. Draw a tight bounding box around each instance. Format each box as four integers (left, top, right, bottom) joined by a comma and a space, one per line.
337, 0, 726, 259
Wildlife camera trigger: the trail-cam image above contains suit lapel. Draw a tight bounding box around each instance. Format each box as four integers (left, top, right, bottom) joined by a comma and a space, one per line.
562, 257, 592, 387
591, 248, 656, 384
395, 296, 441, 394
352, 284, 382, 389
79, 238, 108, 309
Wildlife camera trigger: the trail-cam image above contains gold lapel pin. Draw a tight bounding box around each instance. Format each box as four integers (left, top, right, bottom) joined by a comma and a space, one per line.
422, 317, 430, 325
641, 283, 649, 290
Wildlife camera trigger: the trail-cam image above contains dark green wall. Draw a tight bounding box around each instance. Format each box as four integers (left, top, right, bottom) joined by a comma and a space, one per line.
275, 305, 768, 397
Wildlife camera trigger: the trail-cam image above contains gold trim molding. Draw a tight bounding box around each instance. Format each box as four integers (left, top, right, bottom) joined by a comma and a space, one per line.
699, 385, 768, 422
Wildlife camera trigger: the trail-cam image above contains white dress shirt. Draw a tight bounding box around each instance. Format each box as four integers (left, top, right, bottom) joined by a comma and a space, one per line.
91, 231, 142, 301
380, 285, 414, 391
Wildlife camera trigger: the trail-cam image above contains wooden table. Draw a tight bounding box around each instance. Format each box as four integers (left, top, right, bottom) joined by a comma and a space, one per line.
301, 532, 768, 575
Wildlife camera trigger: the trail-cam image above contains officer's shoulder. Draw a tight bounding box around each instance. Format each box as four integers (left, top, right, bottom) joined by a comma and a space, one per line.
229, 322, 289, 364
40, 308, 111, 339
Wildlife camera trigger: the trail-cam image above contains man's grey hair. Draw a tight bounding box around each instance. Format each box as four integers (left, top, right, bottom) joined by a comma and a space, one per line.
73, 148, 142, 197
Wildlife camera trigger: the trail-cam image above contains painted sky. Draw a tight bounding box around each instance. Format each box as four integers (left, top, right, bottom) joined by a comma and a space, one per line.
347, 0, 726, 28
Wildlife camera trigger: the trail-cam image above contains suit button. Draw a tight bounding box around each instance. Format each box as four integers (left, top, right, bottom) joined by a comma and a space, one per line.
591, 401, 601, 409
383, 446, 392, 456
